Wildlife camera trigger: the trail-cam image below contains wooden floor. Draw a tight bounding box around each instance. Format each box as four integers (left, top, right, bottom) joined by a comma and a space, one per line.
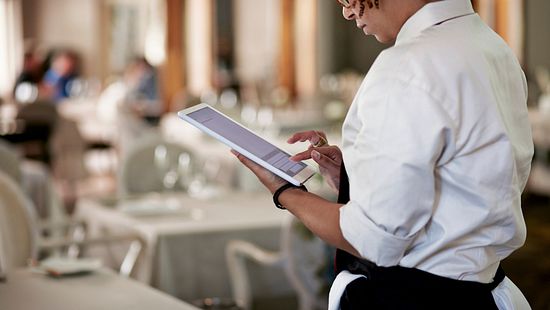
503, 194, 550, 310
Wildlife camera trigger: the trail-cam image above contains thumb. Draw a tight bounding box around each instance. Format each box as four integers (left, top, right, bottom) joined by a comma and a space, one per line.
311, 150, 334, 166
311, 150, 320, 161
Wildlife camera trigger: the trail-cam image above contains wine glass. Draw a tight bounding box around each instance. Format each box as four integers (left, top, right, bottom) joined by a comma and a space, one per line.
240, 104, 257, 126
154, 144, 178, 192
177, 152, 193, 190
187, 158, 221, 199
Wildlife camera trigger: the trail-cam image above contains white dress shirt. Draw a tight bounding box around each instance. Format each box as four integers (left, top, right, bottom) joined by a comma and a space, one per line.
335, 0, 533, 309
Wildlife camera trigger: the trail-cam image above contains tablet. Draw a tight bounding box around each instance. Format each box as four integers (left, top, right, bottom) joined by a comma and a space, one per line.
177, 103, 315, 186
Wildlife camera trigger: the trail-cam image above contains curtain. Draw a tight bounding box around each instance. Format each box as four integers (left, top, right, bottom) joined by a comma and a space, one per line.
475, 0, 524, 64
476, 0, 496, 28
506, 0, 524, 64
185, 0, 213, 96
294, 0, 317, 101
0, 0, 23, 98
144, 0, 166, 67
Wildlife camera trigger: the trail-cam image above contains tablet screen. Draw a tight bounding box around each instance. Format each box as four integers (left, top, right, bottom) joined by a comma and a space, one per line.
186, 107, 307, 177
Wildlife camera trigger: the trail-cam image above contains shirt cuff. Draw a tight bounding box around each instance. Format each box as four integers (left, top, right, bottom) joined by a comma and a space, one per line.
340, 201, 415, 266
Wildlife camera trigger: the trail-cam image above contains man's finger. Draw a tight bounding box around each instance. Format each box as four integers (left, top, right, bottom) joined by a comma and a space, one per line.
311, 150, 337, 167
290, 144, 338, 162
312, 135, 327, 147
314, 131, 328, 140
231, 150, 262, 171
287, 130, 327, 144
287, 131, 315, 144
290, 149, 313, 161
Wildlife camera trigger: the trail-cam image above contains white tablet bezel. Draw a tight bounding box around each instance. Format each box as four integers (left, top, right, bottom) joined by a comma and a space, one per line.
177, 103, 315, 186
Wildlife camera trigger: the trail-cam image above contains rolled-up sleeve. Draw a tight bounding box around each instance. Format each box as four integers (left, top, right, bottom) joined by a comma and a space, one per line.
340, 77, 455, 266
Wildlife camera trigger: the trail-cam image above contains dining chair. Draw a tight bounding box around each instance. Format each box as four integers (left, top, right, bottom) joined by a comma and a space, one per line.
226, 214, 331, 310
0, 171, 144, 278
118, 137, 195, 197
0, 139, 68, 221
0, 171, 38, 270
0, 140, 23, 184
49, 116, 87, 184
15, 100, 58, 164
0, 228, 6, 281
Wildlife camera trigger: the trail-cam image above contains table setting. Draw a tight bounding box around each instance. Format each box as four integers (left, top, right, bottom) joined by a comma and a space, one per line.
74, 189, 291, 302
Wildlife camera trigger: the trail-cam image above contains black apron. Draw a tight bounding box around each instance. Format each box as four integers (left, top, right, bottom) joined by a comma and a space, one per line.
335, 164, 504, 309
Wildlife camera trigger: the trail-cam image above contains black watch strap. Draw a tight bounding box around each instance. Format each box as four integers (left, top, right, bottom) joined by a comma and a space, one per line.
273, 183, 308, 209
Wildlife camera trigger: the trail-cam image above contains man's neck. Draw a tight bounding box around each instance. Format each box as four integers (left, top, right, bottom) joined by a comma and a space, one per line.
386, 0, 440, 43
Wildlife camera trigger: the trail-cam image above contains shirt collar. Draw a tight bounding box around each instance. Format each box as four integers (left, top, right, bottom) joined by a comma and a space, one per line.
395, 0, 475, 45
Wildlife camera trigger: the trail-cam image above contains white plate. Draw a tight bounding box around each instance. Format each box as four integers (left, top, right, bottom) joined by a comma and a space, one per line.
34, 257, 102, 276
118, 197, 186, 216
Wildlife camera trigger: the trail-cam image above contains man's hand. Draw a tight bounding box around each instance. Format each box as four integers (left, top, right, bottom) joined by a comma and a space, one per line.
287, 130, 328, 149
288, 131, 342, 191
231, 150, 287, 194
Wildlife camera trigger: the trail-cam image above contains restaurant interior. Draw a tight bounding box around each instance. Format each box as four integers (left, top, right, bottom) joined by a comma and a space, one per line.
0, 0, 549, 309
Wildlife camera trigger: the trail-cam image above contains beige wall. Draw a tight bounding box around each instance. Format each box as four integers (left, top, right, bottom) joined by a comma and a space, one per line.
19, 0, 550, 94
526, 0, 550, 72
317, 0, 385, 75
22, 0, 103, 79
234, 0, 280, 85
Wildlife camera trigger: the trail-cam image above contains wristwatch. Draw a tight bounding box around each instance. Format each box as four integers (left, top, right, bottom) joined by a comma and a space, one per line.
273, 183, 308, 209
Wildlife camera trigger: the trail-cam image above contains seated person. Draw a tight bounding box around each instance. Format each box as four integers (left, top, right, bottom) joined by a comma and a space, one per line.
42, 50, 79, 103
123, 57, 162, 125
13, 51, 43, 102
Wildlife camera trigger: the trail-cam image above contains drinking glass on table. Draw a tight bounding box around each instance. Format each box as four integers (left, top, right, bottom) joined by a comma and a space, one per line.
153, 144, 199, 212
154, 144, 196, 192
187, 157, 221, 198
177, 152, 193, 190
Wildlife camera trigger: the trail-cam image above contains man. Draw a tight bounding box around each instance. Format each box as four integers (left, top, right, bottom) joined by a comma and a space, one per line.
42, 50, 79, 102
233, 0, 532, 308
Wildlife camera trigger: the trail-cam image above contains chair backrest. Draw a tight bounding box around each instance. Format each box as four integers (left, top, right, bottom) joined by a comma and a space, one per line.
0, 140, 23, 184
280, 215, 331, 310
118, 137, 195, 197
16, 100, 58, 127
50, 116, 87, 182
15, 101, 59, 164
0, 222, 6, 279
0, 171, 38, 270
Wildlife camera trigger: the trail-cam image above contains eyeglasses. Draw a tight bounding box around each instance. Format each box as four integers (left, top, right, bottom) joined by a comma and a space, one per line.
336, 0, 352, 8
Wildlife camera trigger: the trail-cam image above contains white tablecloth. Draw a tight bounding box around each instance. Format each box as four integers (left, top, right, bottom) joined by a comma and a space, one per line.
57, 99, 118, 145
75, 191, 293, 302
0, 268, 199, 310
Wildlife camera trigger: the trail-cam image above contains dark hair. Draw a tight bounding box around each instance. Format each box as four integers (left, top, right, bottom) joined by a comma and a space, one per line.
365, 0, 380, 9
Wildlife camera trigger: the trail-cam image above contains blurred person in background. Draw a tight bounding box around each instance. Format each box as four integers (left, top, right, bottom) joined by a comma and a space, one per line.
13, 50, 43, 101
233, 0, 533, 309
123, 56, 162, 125
42, 50, 80, 103
98, 56, 162, 154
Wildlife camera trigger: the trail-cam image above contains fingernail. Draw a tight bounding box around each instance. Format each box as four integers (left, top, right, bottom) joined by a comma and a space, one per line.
311, 150, 320, 160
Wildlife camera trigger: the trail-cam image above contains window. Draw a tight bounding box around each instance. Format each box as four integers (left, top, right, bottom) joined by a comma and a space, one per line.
0, 0, 23, 97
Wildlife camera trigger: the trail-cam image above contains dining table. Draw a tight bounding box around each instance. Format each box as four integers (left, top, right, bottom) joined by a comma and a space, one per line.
74, 190, 294, 303
0, 268, 200, 310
